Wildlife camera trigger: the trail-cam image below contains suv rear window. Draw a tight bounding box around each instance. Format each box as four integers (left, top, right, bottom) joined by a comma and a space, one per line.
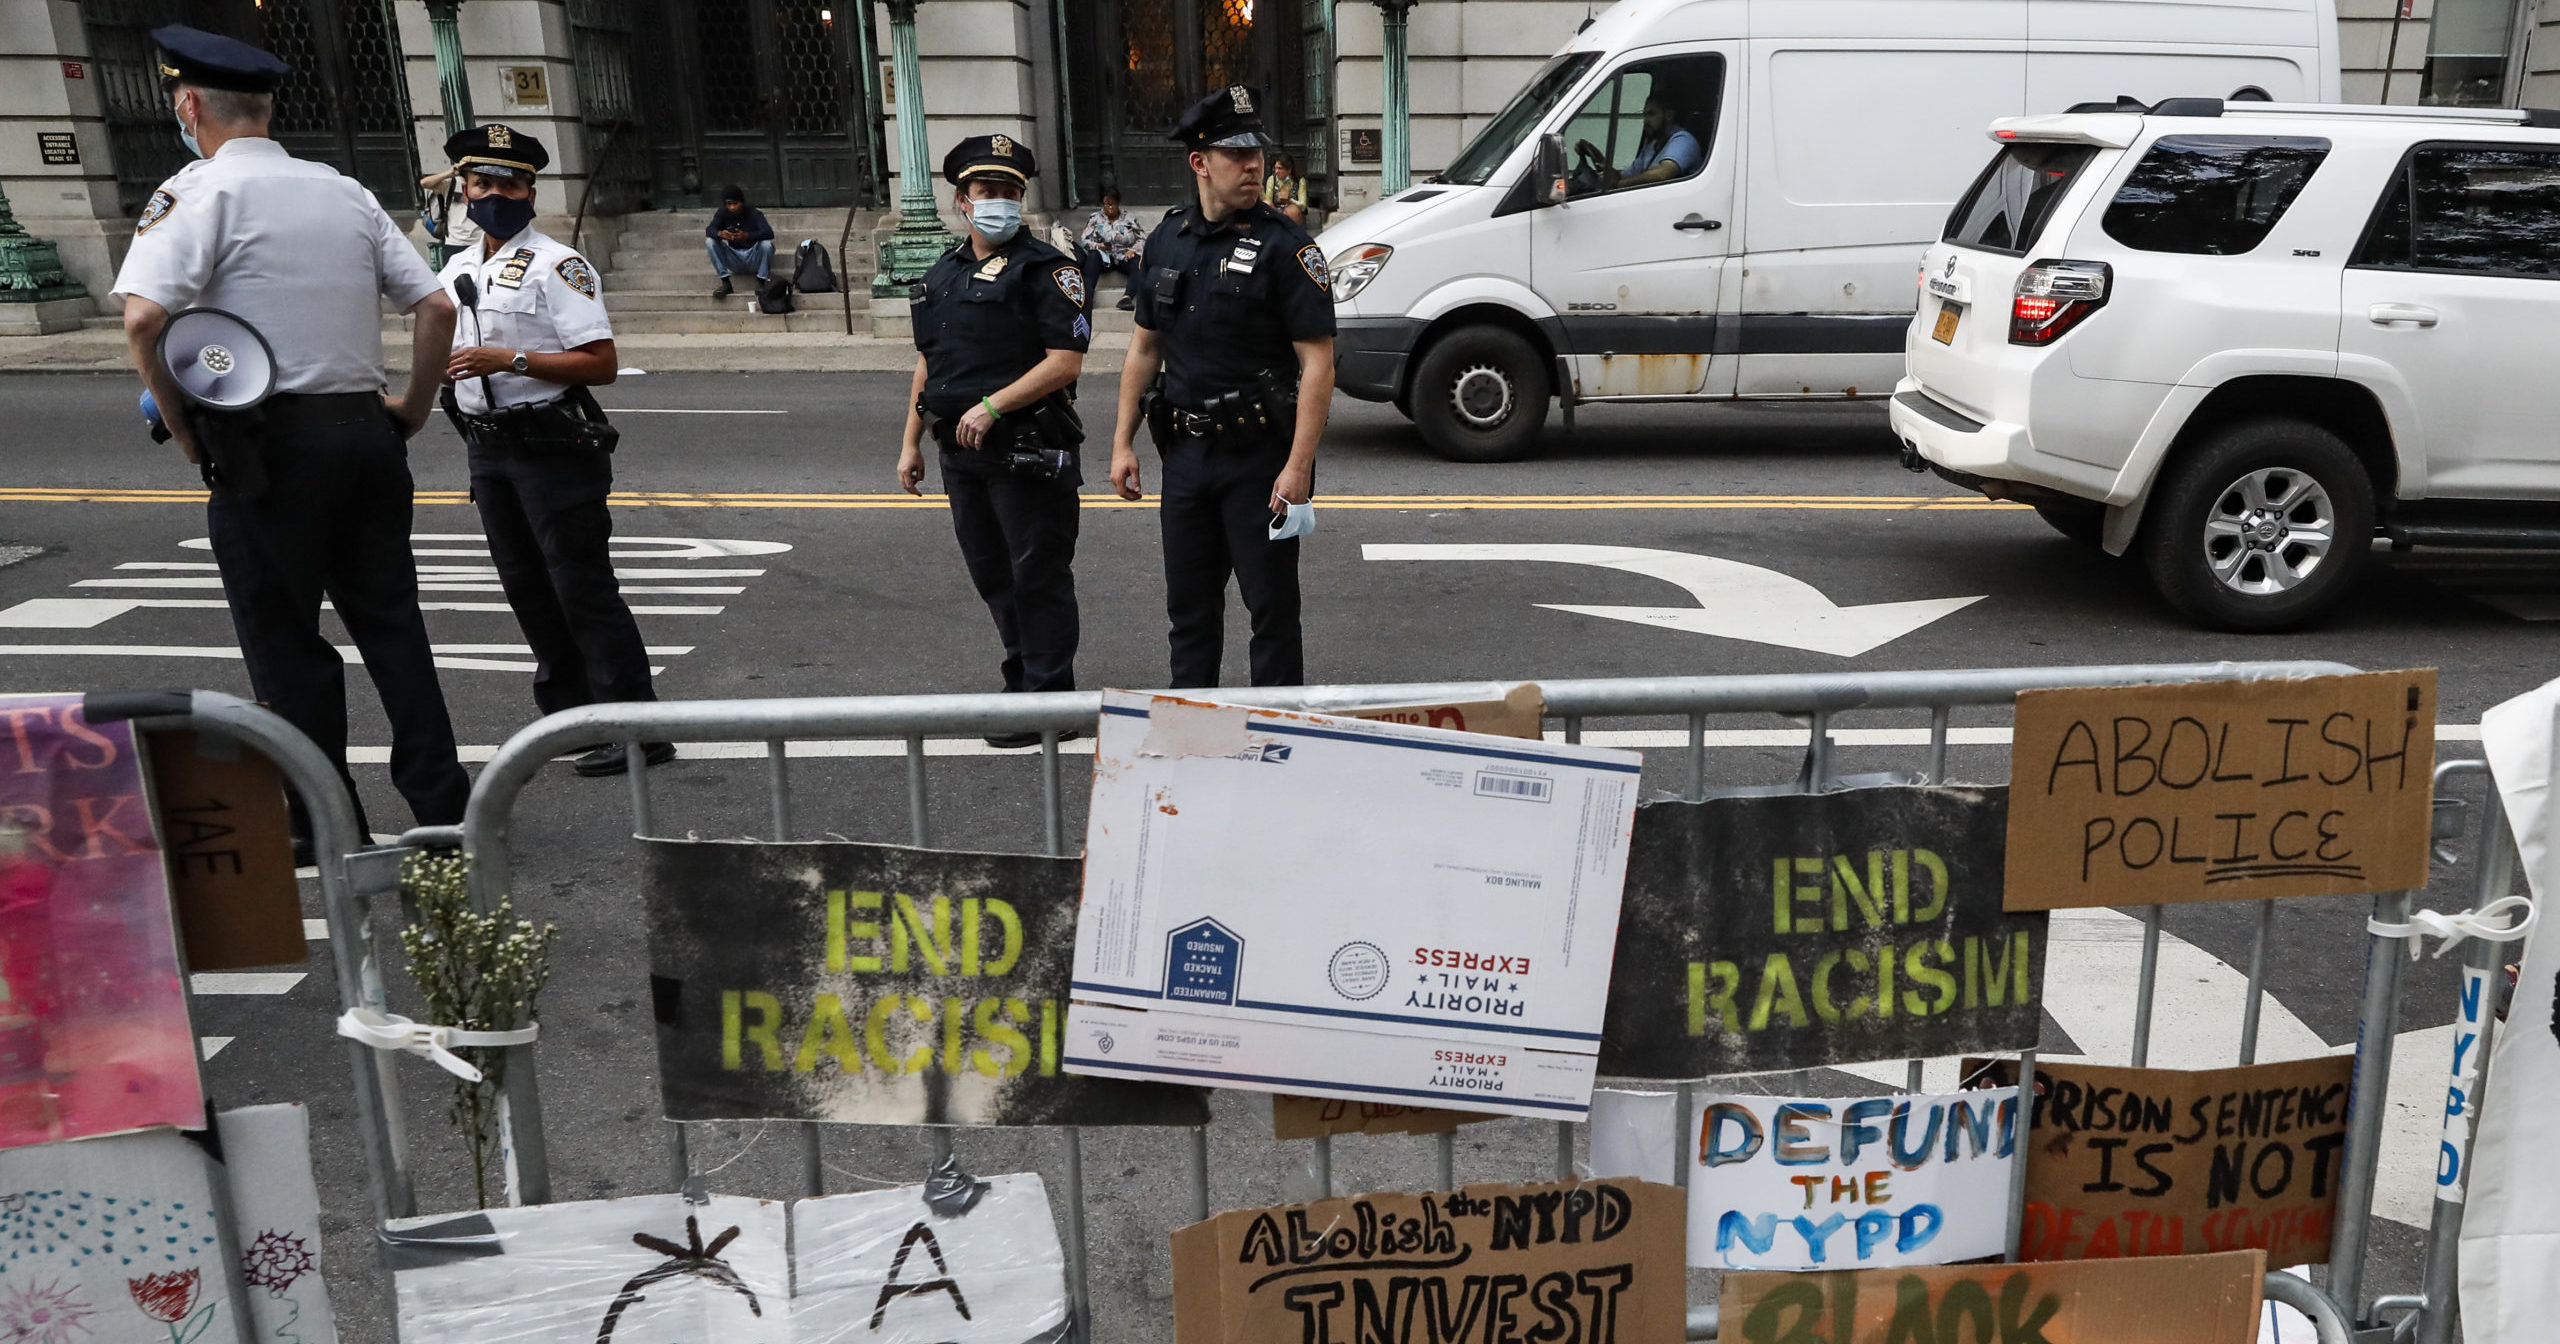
1944, 143, 2097, 254
2101, 135, 2330, 255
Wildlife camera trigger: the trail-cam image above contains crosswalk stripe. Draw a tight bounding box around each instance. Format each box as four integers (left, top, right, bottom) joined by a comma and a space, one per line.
192, 972, 305, 995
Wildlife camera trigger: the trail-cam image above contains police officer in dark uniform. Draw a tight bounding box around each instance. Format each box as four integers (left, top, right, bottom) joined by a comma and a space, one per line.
897, 135, 1091, 746
434, 124, 669, 777
113, 26, 470, 845
1109, 86, 1336, 688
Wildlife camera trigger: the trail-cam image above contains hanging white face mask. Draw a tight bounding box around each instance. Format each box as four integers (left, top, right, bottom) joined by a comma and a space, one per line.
176, 99, 203, 158
969, 198, 1023, 245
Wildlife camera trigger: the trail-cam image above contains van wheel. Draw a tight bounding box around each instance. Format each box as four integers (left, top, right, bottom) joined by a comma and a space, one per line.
2138, 418, 2375, 631
2032, 500, 2106, 547
1410, 326, 1550, 462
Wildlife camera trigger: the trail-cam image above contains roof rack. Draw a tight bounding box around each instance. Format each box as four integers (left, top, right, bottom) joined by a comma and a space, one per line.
2055, 96, 2560, 128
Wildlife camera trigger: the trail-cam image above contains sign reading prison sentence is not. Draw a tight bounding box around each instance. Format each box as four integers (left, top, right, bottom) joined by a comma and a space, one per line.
1598, 787, 2048, 1078
2005, 670, 2436, 910
643, 838, 1208, 1127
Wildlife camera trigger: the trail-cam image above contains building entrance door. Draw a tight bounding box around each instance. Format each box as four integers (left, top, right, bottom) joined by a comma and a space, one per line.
1061, 0, 1321, 208
634, 0, 885, 209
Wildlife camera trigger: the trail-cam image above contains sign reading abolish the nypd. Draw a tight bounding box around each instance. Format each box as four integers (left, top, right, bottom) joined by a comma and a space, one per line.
1598, 787, 2046, 1078
2005, 669, 2436, 910
643, 839, 1208, 1127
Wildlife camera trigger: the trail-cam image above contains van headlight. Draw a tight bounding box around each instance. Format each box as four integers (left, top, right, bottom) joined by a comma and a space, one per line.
1330, 244, 1392, 304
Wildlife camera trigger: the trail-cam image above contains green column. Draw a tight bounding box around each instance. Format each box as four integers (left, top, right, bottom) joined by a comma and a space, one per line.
874, 0, 956, 296
1376, 0, 1415, 196
424, 1, 474, 267
0, 179, 88, 305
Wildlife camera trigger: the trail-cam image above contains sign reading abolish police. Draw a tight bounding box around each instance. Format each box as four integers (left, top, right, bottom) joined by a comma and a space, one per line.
1598, 787, 2046, 1078
643, 839, 1208, 1127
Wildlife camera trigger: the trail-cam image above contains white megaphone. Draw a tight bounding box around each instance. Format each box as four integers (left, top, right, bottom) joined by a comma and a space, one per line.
156, 307, 276, 411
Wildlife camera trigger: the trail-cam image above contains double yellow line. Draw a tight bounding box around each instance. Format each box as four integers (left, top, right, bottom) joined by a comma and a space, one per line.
0, 486, 2024, 512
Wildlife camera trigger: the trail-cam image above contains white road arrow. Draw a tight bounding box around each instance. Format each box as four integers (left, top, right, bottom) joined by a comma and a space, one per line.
1360, 543, 1984, 657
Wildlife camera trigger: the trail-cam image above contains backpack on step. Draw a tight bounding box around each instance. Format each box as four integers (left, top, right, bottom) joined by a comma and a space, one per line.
792, 239, 838, 294
757, 274, 797, 314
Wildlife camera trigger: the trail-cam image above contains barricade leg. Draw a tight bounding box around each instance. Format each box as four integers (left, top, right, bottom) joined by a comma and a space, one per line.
2328, 888, 2414, 1325
2130, 904, 2164, 1066
2238, 900, 2275, 1065
1189, 1125, 1211, 1223
2416, 769, 2516, 1344
1312, 1134, 1333, 1197
1554, 1121, 1573, 1180
2004, 1051, 2037, 1260
1062, 1126, 1090, 1343
1435, 1130, 1456, 1191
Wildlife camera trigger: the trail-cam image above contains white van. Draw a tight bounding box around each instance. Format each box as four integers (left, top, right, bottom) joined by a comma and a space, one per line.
1317, 0, 2342, 461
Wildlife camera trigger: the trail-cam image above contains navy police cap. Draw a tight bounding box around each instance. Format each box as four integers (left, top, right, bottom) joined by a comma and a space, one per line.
1171, 85, 1280, 151
151, 25, 289, 95
445, 123, 550, 180
942, 133, 1037, 187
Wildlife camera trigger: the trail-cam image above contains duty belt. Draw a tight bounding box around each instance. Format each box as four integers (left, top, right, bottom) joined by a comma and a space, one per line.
456, 394, 567, 435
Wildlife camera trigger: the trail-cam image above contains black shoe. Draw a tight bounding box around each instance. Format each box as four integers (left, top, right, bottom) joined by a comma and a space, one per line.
574, 741, 677, 777
982, 727, 1082, 750
713, 277, 734, 299
292, 835, 315, 869
1115, 294, 1134, 311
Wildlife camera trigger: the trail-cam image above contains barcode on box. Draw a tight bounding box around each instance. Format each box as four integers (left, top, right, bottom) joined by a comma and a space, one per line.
1473, 771, 1553, 802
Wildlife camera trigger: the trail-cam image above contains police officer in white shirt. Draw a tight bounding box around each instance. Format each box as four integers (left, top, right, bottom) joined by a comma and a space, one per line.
435, 123, 669, 777
112, 24, 470, 845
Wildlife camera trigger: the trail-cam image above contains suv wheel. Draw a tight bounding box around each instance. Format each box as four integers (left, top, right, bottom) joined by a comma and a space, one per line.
2139, 419, 2374, 631
2032, 500, 2106, 547
1410, 325, 1550, 462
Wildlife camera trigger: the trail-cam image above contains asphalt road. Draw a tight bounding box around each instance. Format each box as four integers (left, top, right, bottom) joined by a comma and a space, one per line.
5, 368, 2545, 1340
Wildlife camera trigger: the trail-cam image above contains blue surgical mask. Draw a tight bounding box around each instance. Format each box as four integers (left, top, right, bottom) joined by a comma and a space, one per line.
970, 198, 1023, 245
467, 193, 537, 242
176, 114, 201, 159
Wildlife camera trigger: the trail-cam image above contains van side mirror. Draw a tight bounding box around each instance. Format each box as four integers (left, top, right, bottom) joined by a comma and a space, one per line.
1536, 133, 1569, 206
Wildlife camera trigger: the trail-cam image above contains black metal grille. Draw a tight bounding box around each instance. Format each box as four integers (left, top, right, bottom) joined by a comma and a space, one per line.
773, 0, 848, 137
1202, 0, 1254, 92
80, 0, 206, 215
336, 0, 408, 135
696, 0, 763, 134
1119, 0, 1181, 132
572, 0, 651, 214
258, 0, 333, 135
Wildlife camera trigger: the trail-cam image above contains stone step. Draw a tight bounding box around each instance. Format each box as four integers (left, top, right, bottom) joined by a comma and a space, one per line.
607, 255, 879, 284
605, 309, 866, 335
606, 289, 874, 313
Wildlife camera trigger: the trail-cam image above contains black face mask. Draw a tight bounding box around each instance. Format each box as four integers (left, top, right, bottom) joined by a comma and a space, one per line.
467, 193, 536, 241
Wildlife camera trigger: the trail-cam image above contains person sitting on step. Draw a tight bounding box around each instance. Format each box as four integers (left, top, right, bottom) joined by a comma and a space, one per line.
704, 184, 775, 299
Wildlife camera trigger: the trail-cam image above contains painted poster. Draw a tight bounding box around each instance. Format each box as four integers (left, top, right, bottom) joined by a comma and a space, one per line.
0, 1126, 248, 1344
1599, 787, 2046, 1078
1688, 1089, 2019, 1271
1720, 1250, 2266, 1344
0, 694, 203, 1149
792, 1173, 1068, 1344
385, 1194, 786, 1344
218, 1104, 337, 1344
643, 839, 1208, 1127
1991, 1056, 2353, 1268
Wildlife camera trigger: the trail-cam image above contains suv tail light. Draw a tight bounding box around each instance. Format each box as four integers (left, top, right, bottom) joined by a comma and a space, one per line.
2010, 260, 2111, 345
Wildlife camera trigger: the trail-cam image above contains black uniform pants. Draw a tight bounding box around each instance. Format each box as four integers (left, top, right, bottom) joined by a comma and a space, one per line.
205, 414, 470, 830
467, 435, 657, 716
944, 462, 1081, 693
1158, 434, 1301, 688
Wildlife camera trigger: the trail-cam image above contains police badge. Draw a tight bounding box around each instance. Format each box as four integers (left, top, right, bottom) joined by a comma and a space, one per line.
136, 188, 177, 236
555, 254, 600, 299
1297, 244, 1330, 290
1053, 265, 1086, 308
1229, 86, 1254, 115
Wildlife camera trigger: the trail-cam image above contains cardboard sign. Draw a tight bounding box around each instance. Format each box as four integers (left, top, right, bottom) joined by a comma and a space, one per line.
793, 1173, 1067, 1344
643, 838, 1207, 1127
1599, 788, 2046, 1078
1689, 1089, 2018, 1271
1990, 1056, 2352, 1268
2005, 670, 2435, 910
222, 1103, 340, 1344
1344, 683, 1546, 741
0, 694, 204, 1149
0, 1126, 250, 1344
146, 730, 304, 971
1271, 1094, 1502, 1140
386, 1194, 788, 1343
1068, 692, 1641, 1120
1170, 1178, 1686, 1344
1719, 1250, 2266, 1344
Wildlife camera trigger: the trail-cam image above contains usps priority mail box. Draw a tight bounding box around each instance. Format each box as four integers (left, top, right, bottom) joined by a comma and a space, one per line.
1064, 691, 1642, 1119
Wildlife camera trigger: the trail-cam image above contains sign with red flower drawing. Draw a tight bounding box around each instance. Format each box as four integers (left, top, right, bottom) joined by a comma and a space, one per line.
0, 1127, 246, 1343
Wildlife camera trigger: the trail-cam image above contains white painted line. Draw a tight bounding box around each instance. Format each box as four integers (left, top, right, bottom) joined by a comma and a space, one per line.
119, 562, 765, 579
78, 578, 749, 595
191, 972, 306, 995
200, 1037, 233, 1060
294, 866, 318, 879
0, 645, 671, 676
115, 562, 220, 570
182, 535, 796, 560
603, 408, 787, 415
304, 919, 329, 940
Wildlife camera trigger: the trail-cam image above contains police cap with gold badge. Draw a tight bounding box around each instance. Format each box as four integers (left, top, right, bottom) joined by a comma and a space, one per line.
444, 123, 550, 182
1171, 84, 1281, 151
941, 133, 1037, 188
151, 24, 289, 94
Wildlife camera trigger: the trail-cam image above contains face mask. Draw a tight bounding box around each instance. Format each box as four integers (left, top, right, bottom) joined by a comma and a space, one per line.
175, 105, 202, 159
467, 193, 537, 241
969, 198, 1023, 245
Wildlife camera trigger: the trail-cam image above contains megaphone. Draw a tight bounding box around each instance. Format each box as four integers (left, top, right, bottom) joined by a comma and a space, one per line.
155, 307, 276, 411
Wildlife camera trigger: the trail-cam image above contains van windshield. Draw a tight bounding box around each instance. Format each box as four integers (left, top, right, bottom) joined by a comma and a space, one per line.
1439, 52, 1601, 186
1944, 142, 2099, 255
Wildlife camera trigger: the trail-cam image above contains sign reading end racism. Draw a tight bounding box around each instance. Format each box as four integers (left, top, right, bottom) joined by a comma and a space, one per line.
644, 839, 1208, 1127
2006, 670, 2436, 910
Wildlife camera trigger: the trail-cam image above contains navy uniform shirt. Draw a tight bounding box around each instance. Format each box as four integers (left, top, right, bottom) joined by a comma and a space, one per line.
912, 233, 1090, 421
1132, 200, 1335, 409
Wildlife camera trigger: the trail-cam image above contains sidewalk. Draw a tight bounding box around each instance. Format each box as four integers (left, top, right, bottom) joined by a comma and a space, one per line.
0, 327, 1132, 375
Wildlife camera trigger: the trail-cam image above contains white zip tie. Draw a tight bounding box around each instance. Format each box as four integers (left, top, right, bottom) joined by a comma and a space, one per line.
2368, 896, 2537, 961
335, 1006, 539, 1083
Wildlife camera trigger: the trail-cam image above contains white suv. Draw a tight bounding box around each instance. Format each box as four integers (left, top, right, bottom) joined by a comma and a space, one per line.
1891, 97, 2560, 630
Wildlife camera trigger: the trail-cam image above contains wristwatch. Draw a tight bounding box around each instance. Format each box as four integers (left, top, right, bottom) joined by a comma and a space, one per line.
510, 351, 531, 375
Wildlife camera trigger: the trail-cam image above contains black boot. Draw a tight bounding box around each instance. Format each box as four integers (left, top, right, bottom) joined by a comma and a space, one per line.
574, 741, 677, 777
713, 277, 734, 299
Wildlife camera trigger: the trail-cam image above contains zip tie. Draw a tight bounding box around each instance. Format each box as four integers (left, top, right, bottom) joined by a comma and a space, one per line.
335, 1006, 539, 1083
2368, 896, 2537, 961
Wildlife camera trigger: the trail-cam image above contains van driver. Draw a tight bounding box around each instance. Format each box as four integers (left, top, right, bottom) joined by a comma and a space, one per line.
1577, 91, 1702, 191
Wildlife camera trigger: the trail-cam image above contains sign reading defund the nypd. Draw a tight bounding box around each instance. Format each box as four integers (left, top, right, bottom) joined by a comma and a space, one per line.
643, 839, 1209, 1127
1597, 787, 2048, 1078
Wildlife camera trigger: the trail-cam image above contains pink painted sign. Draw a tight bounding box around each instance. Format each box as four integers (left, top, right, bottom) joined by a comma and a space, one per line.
0, 694, 204, 1149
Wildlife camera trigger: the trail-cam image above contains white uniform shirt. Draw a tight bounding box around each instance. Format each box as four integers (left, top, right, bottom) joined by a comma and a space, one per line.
110, 137, 440, 396
435, 225, 614, 416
